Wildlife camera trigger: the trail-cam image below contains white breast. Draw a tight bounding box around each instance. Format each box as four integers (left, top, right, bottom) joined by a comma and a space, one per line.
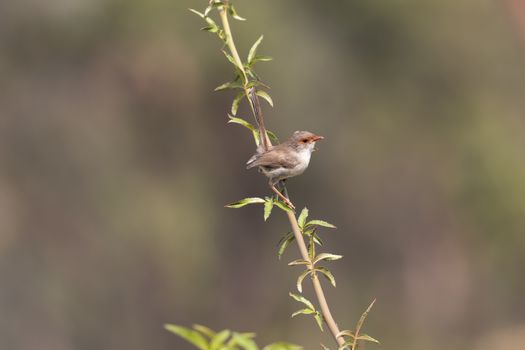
288, 148, 312, 177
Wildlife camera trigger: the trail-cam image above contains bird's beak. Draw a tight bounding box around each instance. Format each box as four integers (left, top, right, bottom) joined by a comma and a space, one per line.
312, 135, 324, 142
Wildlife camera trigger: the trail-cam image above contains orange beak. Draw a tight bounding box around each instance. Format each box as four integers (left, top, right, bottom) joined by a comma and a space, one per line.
311, 135, 324, 142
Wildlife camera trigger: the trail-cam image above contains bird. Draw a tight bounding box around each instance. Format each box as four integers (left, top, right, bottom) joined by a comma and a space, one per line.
246, 130, 324, 209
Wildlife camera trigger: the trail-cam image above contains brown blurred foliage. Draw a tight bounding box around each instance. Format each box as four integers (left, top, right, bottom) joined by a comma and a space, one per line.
1, 1, 525, 350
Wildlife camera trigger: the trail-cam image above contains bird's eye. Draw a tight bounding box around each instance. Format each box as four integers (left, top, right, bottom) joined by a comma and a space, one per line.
301, 138, 308, 143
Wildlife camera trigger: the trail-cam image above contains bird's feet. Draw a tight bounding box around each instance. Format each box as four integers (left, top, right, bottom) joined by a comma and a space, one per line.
282, 197, 296, 210
270, 184, 296, 210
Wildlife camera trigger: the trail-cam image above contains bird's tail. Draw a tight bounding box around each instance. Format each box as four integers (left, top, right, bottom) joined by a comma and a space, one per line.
248, 88, 272, 151
246, 153, 260, 169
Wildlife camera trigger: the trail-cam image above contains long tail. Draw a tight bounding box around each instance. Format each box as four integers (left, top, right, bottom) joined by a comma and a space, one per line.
248, 87, 272, 151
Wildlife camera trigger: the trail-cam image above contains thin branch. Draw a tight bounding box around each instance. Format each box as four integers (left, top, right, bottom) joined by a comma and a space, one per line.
287, 211, 346, 347
217, 5, 346, 348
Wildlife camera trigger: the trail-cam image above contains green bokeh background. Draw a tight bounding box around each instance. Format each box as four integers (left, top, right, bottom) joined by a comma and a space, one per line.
1, 1, 525, 349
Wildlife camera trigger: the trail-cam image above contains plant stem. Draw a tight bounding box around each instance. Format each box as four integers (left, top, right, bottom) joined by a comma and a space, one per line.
219, 5, 247, 83
217, 5, 345, 348
287, 211, 346, 348
219, 4, 270, 150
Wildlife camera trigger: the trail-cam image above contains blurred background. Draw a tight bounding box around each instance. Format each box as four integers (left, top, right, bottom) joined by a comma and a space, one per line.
1, 0, 525, 349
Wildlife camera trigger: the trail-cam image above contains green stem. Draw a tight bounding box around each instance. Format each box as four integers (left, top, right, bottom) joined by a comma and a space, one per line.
287, 211, 345, 348
219, 5, 247, 84
218, 4, 270, 150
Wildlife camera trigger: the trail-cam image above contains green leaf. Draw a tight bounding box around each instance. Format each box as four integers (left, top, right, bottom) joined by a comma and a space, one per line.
199, 16, 220, 33
277, 231, 294, 246
228, 114, 255, 131
289, 292, 315, 310
247, 35, 264, 64
256, 90, 273, 107
247, 55, 274, 68
274, 200, 293, 212
266, 130, 279, 143
215, 80, 243, 91
225, 197, 265, 208
231, 91, 245, 115
252, 129, 261, 146
308, 235, 315, 260
305, 220, 336, 229
246, 79, 271, 90
205, 16, 218, 27
189, 8, 205, 18
277, 232, 295, 259
165, 324, 209, 350
226, 332, 256, 348
228, 4, 246, 21
201, 26, 219, 33
315, 267, 336, 287
302, 229, 314, 237
313, 253, 343, 265
238, 332, 257, 339
222, 50, 242, 71
297, 207, 309, 229
336, 330, 355, 339
296, 269, 311, 293
210, 330, 231, 350
314, 312, 324, 332
313, 233, 323, 246
218, 29, 226, 42
231, 332, 258, 350
263, 342, 302, 350
228, 115, 260, 146
193, 324, 216, 338
356, 334, 380, 344
288, 259, 309, 266
355, 299, 376, 338
246, 80, 261, 89
205, 1, 224, 16
252, 55, 273, 63
264, 198, 273, 221
291, 308, 315, 317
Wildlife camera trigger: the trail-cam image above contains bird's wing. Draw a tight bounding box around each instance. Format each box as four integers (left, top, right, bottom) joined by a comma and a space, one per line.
246, 147, 299, 169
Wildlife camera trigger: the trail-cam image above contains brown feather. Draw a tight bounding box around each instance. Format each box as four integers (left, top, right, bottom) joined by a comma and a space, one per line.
246, 145, 300, 169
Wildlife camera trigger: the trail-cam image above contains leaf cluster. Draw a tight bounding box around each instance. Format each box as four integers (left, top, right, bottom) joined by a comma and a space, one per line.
286, 208, 340, 294
289, 293, 324, 332
190, 0, 274, 142
278, 207, 336, 260
224, 202, 348, 337
282, 207, 342, 332
165, 324, 301, 350
227, 115, 279, 148
225, 196, 291, 217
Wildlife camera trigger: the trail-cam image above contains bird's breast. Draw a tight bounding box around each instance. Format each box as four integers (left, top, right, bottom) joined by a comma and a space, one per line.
289, 149, 311, 176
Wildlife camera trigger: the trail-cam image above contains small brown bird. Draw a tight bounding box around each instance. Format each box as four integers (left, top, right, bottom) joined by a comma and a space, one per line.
246, 131, 324, 209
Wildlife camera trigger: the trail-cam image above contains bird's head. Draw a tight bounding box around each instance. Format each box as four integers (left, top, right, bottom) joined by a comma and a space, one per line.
289, 131, 324, 152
